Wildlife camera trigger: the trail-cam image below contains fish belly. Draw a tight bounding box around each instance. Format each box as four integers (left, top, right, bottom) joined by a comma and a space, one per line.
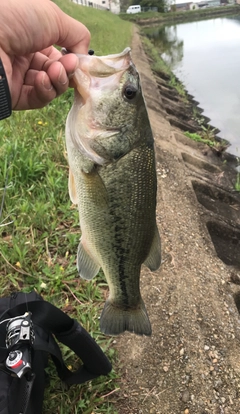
69, 141, 160, 336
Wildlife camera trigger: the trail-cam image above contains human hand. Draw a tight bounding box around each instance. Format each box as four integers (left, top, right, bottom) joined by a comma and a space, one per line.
0, 0, 90, 110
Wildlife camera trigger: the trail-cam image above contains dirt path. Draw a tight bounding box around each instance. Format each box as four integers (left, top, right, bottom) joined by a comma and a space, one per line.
113, 28, 240, 414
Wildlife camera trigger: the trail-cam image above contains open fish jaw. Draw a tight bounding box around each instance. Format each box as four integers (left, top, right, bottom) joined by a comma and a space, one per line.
73, 47, 132, 100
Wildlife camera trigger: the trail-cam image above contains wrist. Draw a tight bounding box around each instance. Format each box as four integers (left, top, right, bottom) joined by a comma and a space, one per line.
0, 54, 11, 120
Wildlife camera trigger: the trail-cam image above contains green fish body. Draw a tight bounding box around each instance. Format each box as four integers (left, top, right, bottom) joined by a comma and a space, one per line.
66, 48, 161, 336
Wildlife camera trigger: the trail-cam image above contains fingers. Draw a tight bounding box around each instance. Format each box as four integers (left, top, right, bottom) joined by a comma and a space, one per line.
58, 54, 79, 76
47, 61, 68, 92
13, 52, 79, 110
30, 49, 79, 81
29, 71, 58, 108
1, 0, 91, 110
1, 0, 91, 57
40, 47, 62, 61
51, 3, 91, 54
14, 60, 75, 110
14, 72, 58, 110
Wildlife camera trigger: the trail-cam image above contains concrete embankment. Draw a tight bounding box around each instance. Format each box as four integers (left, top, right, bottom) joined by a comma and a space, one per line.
114, 27, 240, 414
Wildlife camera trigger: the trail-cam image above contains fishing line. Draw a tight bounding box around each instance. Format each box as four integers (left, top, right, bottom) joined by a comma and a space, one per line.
0, 155, 29, 316
24, 292, 29, 313
0, 313, 29, 326
0, 155, 12, 222
0, 157, 29, 313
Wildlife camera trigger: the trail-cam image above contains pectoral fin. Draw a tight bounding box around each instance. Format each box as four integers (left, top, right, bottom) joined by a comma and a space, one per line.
144, 225, 161, 271
77, 240, 100, 280
68, 169, 78, 204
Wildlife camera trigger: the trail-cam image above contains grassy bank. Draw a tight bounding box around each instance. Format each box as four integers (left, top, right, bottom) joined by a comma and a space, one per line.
121, 4, 240, 25
0, 3, 132, 414
54, 0, 133, 54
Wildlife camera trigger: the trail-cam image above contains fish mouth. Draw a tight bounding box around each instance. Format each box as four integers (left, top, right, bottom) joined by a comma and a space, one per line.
73, 48, 132, 102
77, 47, 132, 76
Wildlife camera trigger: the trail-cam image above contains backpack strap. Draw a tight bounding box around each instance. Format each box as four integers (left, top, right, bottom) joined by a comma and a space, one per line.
0, 300, 112, 385
55, 319, 111, 385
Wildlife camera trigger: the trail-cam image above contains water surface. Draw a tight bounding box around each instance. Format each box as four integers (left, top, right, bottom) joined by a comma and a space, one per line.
146, 16, 240, 156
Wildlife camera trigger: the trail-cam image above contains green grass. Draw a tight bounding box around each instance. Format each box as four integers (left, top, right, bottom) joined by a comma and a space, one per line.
120, 11, 160, 22
120, 5, 240, 24
235, 155, 240, 191
184, 131, 217, 147
0, 3, 133, 413
54, 0, 133, 55
168, 75, 187, 100
235, 174, 240, 191
184, 130, 228, 152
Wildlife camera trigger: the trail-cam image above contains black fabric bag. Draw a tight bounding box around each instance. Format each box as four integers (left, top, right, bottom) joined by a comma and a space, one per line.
0, 291, 112, 414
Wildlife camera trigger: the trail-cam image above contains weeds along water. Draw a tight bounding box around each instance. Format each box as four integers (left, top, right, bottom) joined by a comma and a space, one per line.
0, 3, 132, 413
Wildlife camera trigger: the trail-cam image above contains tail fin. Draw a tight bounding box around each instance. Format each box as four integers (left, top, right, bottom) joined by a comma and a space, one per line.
99, 299, 152, 336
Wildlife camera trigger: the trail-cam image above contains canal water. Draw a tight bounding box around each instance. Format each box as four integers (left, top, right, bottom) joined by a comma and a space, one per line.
145, 15, 240, 157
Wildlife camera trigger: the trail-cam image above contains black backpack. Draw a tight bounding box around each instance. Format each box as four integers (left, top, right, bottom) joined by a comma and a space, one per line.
0, 291, 112, 414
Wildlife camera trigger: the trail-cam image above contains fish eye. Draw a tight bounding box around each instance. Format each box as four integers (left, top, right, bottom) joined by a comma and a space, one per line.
123, 85, 137, 100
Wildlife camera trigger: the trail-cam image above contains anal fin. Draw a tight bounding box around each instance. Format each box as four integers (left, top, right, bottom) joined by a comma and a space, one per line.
77, 240, 100, 280
144, 224, 161, 271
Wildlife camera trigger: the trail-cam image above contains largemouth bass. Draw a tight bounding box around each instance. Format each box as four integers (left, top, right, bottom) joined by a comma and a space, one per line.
65, 48, 161, 336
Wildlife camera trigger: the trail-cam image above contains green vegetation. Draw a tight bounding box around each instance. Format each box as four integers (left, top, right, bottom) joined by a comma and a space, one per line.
141, 34, 187, 101
121, 10, 161, 21
0, 3, 133, 413
54, 0, 133, 54
235, 154, 240, 192
235, 172, 240, 191
168, 75, 187, 100
184, 131, 218, 148
141, 35, 170, 74
184, 129, 228, 152
120, 5, 240, 24
141, 23, 230, 153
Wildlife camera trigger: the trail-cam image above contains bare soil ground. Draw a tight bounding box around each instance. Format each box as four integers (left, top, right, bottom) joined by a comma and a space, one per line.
113, 28, 240, 414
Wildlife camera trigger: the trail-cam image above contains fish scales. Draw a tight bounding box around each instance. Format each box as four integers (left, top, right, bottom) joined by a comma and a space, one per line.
66, 48, 161, 336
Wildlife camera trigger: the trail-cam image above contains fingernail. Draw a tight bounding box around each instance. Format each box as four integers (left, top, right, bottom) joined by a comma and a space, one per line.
58, 66, 68, 85
42, 73, 53, 91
